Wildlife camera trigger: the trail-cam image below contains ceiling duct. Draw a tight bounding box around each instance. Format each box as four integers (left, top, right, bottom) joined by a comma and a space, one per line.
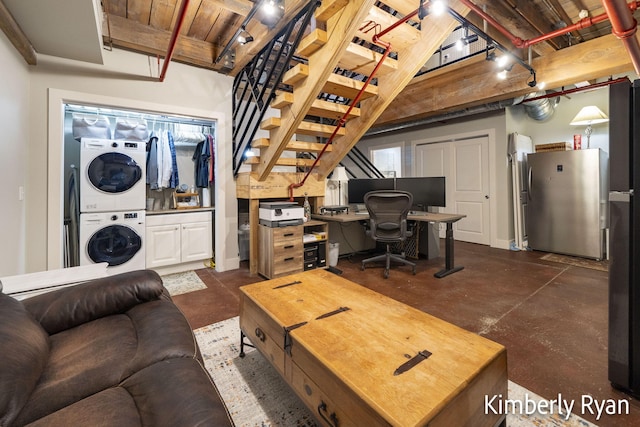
521, 91, 560, 121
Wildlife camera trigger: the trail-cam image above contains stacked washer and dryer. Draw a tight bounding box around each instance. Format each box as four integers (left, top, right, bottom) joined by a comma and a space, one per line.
79, 138, 147, 275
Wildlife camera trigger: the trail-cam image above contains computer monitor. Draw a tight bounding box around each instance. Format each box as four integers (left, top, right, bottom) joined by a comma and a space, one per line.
395, 177, 446, 209
347, 178, 395, 204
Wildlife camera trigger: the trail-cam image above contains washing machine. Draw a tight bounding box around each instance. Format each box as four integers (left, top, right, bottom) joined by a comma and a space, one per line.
80, 210, 146, 275
80, 138, 146, 212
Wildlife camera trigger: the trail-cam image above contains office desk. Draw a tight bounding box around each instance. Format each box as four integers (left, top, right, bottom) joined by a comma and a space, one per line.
312, 211, 466, 278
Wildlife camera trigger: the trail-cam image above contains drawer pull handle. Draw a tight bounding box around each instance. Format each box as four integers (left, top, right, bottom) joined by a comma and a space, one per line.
283, 233, 294, 237
284, 245, 294, 249
284, 257, 294, 262
254, 327, 266, 342
317, 401, 339, 427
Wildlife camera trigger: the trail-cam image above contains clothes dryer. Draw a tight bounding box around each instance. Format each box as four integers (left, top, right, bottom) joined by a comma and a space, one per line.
80, 138, 146, 212
80, 210, 145, 275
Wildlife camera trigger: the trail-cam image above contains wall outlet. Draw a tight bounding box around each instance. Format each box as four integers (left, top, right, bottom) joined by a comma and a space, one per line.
18, 186, 24, 201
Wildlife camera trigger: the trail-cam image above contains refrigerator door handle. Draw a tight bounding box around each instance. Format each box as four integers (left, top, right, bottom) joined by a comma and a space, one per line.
609, 190, 633, 202
527, 167, 532, 200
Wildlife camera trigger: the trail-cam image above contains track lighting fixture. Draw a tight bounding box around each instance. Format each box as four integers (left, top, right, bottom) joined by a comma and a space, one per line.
237, 27, 254, 45
258, 0, 284, 28
527, 70, 537, 88
430, 0, 447, 16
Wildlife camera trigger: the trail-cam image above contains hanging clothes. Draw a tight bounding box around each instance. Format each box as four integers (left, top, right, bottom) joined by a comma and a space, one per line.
157, 130, 173, 189
167, 131, 179, 189
207, 133, 215, 184
146, 135, 159, 191
193, 139, 210, 188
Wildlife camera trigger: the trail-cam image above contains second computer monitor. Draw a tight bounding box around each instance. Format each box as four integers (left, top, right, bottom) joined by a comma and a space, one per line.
394, 177, 446, 209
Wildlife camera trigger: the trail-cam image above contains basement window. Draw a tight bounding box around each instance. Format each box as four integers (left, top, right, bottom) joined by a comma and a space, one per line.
369, 143, 403, 178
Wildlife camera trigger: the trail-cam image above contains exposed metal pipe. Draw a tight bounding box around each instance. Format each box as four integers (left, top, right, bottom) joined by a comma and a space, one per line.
520, 77, 630, 103
458, 0, 640, 49
602, 0, 640, 75
159, 0, 190, 82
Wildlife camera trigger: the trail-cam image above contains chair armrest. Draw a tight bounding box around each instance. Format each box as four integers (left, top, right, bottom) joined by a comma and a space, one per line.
22, 270, 165, 335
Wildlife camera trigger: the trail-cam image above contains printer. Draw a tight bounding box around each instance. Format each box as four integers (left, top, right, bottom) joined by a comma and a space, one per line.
259, 201, 305, 227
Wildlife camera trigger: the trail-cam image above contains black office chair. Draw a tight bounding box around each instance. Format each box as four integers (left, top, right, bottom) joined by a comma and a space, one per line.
361, 190, 416, 278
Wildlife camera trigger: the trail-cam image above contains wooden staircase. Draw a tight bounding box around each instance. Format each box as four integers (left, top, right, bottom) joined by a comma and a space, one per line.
236, 0, 470, 274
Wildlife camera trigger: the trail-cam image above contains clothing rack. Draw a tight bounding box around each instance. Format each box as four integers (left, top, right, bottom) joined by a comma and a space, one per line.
65, 104, 215, 130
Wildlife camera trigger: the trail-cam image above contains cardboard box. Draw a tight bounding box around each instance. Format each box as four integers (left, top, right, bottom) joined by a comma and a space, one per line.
534, 142, 573, 152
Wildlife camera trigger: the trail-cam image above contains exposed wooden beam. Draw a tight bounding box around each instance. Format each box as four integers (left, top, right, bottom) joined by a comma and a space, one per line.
374, 33, 634, 127
0, 0, 36, 65
316, 0, 471, 178
103, 14, 217, 70
207, 0, 252, 16
469, 0, 556, 55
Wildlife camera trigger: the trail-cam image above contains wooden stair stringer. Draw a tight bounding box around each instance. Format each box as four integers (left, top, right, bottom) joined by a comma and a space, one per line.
254, 0, 377, 182
317, 0, 472, 178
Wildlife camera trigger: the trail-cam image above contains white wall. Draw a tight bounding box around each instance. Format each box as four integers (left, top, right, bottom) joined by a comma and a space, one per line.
507, 84, 610, 154
358, 81, 616, 249
358, 112, 511, 247
3, 41, 239, 273
0, 31, 30, 276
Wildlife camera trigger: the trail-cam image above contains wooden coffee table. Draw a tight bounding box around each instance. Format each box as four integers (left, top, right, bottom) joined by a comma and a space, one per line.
239, 269, 507, 426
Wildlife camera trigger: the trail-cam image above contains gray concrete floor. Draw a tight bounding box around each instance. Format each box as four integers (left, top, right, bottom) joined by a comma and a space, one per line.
172, 240, 639, 427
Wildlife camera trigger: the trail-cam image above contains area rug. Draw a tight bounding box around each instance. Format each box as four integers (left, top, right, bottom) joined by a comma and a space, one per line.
194, 317, 597, 427
160, 270, 207, 296
540, 253, 608, 272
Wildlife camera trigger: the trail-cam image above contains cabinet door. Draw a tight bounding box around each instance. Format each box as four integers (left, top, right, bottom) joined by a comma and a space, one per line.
146, 225, 181, 268
181, 221, 212, 262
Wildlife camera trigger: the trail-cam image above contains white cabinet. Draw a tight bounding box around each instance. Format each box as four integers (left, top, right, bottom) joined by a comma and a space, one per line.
146, 211, 212, 270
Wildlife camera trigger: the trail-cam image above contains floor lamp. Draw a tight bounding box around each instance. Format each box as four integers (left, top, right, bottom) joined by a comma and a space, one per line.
570, 105, 609, 149
332, 167, 349, 206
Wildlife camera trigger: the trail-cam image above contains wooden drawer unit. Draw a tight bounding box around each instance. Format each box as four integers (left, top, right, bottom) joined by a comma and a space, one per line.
240, 270, 508, 427
258, 224, 303, 279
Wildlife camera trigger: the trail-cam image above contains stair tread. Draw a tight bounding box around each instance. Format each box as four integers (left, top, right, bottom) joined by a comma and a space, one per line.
322, 73, 378, 100
338, 42, 398, 77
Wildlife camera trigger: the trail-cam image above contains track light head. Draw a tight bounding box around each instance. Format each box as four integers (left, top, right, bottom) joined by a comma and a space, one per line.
237, 27, 254, 45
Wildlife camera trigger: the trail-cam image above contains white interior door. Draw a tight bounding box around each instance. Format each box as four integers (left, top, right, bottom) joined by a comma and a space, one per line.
451, 137, 490, 244
414, 136, 490, 245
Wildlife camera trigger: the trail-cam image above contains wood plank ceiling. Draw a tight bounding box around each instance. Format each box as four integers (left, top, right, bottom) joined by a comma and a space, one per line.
102, 1, 615, 73
4, 0, 635, 127
97, 0, 635, 128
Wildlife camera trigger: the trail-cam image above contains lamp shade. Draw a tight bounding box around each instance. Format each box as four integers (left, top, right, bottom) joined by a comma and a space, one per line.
570, 106, 609, 126
332, 166, 349, 182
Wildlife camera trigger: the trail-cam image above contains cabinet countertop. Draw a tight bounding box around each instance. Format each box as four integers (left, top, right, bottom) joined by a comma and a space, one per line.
146, 207, 214, 216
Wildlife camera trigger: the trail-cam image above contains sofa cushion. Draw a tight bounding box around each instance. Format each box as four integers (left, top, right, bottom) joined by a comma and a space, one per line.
0, 294, 49, 427
24, 359, 232, 427
23, 270, 165, 335
120, 358, 233, 427
13, 299, 201, 425
24, 388, 142, 427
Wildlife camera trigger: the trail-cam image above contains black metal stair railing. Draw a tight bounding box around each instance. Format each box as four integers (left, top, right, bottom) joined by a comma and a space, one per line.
232, 1, 321, 177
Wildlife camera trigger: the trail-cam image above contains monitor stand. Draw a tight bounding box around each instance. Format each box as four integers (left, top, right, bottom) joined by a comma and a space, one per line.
320, 205, 349, 215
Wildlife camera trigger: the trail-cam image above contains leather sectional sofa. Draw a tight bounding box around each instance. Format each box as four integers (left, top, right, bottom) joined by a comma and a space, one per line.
0, 269, 233, 426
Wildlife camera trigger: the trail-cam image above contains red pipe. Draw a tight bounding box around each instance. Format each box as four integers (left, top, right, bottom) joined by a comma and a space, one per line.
159, 0, 191, 82
458, 0, 640, 49
287, 6, 422, 200
602, 0, 640, 75
520, 77, 629, 103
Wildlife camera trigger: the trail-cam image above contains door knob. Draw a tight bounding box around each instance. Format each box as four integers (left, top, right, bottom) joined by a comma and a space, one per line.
485, 195, 490, 199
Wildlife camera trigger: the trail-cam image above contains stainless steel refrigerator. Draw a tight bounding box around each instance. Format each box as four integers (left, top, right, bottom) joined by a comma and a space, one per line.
525, 149, 608, 260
